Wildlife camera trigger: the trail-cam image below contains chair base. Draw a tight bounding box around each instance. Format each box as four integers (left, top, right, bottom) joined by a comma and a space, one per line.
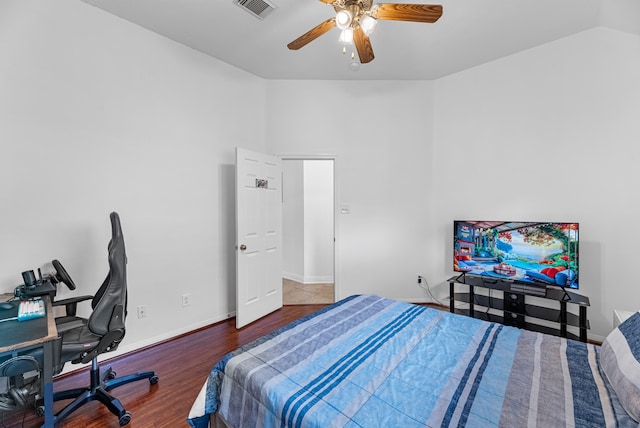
43, 358, 158, 426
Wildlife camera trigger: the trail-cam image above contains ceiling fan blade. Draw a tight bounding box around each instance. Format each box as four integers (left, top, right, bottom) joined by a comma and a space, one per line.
288, 18, 336, 50
374, 4, 443, 23
354, 27, 375, 64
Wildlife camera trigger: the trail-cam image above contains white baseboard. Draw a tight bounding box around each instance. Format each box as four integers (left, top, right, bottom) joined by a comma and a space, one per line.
58, 311, 235, 376
283, 272, 304, 283
303, 276, 334, 284
282, 272, 333, 284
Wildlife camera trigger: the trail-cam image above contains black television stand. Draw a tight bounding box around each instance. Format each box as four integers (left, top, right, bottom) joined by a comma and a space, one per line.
448, 275, 590, 342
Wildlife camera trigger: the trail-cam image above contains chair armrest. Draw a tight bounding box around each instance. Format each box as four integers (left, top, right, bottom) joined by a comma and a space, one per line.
53, 295, 93, 317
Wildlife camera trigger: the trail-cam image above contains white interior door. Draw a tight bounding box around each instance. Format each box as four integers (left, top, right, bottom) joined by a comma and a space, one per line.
235, 147, 283, 328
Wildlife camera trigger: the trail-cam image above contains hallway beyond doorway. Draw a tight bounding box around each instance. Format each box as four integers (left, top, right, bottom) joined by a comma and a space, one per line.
283, 278, 334, 305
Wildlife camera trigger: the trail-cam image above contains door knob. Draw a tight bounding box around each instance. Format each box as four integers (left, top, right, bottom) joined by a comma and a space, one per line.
239, 244, 247, 250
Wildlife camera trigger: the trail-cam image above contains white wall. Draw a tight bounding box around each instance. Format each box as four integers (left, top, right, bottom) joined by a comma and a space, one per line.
2, 1, 637, 351
432, 27, 640, 340
266, 27, 640, 340
303, 160, 334, 283
282, 160, 334, 284
0, 0, 267, 356
266, 80, 435, 302
282, 160, 305, 280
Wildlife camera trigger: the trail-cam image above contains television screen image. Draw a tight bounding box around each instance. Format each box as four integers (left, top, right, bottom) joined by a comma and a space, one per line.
453, 221, 579, 289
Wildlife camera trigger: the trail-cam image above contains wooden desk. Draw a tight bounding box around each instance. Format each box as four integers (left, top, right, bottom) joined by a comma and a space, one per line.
0, 294, 58, 427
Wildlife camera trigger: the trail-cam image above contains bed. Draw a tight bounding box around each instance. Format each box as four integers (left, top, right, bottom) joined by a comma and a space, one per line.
188, 294, 640, 427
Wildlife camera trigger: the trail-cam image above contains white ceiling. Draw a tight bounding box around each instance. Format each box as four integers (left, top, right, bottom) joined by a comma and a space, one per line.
81, 0, 640, 80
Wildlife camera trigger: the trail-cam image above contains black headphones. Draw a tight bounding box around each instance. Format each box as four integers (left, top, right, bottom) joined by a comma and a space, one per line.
0, 356, 40, 411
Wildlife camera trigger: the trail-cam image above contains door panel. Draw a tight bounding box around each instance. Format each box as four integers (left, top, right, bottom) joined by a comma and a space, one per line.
236, 148, 283, 328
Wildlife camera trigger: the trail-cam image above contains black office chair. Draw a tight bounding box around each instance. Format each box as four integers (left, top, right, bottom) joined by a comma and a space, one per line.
39, 212, 158, 426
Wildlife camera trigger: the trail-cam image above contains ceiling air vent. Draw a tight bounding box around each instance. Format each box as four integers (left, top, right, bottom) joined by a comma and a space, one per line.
233, 0, 277, 20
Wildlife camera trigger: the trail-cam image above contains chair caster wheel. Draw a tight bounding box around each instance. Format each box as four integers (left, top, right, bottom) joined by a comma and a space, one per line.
119, 411, 131, 426
150, 375, 159, 385
36, 406, 45, 417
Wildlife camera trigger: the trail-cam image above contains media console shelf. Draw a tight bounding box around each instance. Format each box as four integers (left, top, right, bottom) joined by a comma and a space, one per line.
448, 275, 590, 342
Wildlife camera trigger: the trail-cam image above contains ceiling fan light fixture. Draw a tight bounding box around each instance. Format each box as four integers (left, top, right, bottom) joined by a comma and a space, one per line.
338, 28, 354, 45
287, 1, 444, 65
335, 10, 353, 30
360, 14, 377, 35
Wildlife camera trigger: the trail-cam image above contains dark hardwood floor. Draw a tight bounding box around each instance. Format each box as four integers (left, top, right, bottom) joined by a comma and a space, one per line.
1, 304, 327, 428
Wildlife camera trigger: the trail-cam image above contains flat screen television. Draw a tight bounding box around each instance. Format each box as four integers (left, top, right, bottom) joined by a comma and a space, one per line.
453, 221, 579, 289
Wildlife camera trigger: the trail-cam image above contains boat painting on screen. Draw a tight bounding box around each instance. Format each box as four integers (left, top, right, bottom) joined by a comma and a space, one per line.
453, 221, 579, 289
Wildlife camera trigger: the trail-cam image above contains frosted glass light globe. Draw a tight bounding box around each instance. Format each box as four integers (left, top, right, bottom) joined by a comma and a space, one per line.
360, 15, 377, 35
336, 10, 352, 30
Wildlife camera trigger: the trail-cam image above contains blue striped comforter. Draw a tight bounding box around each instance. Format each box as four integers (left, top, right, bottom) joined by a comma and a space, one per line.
188, 295, 636, 427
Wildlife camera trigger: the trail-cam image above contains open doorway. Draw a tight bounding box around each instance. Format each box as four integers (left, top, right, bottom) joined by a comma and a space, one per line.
281, 158, 335, 305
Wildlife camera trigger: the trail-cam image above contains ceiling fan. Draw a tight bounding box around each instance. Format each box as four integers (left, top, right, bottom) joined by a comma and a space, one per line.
287, 0, 443, 64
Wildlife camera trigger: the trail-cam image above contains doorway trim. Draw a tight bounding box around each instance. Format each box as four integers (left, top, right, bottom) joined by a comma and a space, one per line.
279, 154, 338, 302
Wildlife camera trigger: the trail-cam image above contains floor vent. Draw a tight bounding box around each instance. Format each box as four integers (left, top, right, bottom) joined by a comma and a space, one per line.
234, 0, 277, 20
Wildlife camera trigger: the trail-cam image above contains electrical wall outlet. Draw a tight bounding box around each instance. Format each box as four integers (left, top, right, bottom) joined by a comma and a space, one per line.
137, 305, 147, 319
182, 293, 191, 308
